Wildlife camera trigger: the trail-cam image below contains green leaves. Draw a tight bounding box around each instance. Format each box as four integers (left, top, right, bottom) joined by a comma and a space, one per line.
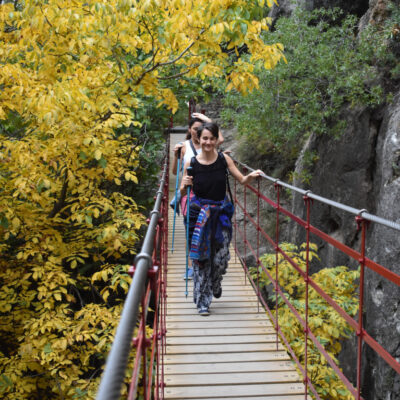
222, 8, 389, 165
98, 156, 107, 169
43, 343, 53, 354
0, 374, 13, 392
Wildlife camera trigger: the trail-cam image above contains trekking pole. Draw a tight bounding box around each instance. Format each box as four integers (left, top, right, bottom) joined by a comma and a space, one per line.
185, 166, 193, 297
171, 146, 182, 253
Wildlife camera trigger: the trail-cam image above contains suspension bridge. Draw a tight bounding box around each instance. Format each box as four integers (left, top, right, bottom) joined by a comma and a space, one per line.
96, 128, 400, 400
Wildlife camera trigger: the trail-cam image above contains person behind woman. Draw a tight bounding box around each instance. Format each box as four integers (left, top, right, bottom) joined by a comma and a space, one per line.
180, 122, 262, 315
171, 112, 224, 175
172, 113, 203, 176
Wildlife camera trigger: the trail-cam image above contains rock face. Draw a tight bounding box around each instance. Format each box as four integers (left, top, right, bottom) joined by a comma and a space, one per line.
290, 105, 381, 268
268, 1, 400, 398
290, 93, 400, 400
362, 92, 400, 400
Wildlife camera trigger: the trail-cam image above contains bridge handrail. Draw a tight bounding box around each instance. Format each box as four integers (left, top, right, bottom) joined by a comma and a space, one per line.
231, 155, 400, 400
96, 143, 169, 400
231, 156, 400, 232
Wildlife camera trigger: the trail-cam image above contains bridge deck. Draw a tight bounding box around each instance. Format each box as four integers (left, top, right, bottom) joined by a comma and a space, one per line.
164, 133, 304, 399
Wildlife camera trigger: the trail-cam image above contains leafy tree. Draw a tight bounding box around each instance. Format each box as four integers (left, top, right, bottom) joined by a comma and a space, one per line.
0, 0, 284, 398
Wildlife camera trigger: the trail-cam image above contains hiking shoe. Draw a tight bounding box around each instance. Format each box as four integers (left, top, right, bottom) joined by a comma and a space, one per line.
182, 268, 194, 280
213, 286, 222, 299
198, 307, 210, 316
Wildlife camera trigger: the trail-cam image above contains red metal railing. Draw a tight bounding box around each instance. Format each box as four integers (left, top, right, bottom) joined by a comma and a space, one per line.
231, 159, 400, 400
127, 175, 169, 400
96, 140, 170, 400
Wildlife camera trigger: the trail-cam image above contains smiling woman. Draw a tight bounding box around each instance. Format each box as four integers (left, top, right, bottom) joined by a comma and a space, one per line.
180, 122, 262, 315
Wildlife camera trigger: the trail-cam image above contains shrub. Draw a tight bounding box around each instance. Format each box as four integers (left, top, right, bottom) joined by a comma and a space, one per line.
252, 242, 360, 399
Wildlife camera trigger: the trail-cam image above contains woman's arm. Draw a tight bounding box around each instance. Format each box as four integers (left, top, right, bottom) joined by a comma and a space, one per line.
192, 112, 211, 123
217, 129, 224, 145
180, 160, 193, 196
224, 154, 263, 185
172, 142, 186, 175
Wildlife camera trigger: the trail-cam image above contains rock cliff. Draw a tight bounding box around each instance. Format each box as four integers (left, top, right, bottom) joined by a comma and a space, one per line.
271, 1, 400, 399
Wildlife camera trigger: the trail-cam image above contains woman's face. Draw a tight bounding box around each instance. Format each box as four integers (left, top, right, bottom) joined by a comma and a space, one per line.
199, 129, 217, 151
189, 121, 203, 143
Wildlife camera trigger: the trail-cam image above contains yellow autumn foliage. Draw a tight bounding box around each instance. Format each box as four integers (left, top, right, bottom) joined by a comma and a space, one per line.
0, 0, 284, 398
256, 243, 360, 400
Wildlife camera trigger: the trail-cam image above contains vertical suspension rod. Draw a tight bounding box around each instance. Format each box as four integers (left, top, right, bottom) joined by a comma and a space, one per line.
356, 217, 367, 400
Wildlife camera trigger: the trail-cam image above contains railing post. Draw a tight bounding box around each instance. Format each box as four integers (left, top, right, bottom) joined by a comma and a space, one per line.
274, 182, 280, 350
303, 194, 312, 400
356, 214, 368, 400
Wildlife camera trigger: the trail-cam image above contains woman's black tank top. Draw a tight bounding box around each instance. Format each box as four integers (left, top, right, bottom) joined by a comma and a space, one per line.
191, 153, 226, 201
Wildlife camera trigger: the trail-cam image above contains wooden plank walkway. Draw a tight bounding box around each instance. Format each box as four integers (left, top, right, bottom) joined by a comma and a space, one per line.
164, 133, 305, 399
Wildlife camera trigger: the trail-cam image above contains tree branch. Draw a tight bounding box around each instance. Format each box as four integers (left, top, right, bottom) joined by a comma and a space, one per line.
134, 28, 205, 86
48, 168, 68, 218
157, 64, 199, 80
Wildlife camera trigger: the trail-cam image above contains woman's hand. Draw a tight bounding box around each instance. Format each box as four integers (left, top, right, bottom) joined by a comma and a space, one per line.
181, 175, 193, 188
248, 169, 263, 179
242, 169, 263, 185
192, 112, 211, 123
173, 142, 184, 158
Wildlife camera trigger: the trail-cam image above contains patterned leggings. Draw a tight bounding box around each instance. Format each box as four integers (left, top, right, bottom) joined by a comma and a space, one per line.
192, 229, 231, 311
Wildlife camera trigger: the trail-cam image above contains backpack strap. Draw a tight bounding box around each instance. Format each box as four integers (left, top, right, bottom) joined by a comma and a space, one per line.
219, 152, 234, 203
189, 139, 198, 156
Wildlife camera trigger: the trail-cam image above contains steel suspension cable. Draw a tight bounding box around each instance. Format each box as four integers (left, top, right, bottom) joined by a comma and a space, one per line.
230, 156, 400, 232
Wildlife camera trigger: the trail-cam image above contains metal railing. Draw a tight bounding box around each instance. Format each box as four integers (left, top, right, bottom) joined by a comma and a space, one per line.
231, 156, 400, 400
96, 141, 169, 400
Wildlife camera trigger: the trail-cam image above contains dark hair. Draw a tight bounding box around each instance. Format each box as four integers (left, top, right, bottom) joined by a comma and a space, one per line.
187, 117, 204, 139
188, 117, 203, 128
198, 122, 219, 139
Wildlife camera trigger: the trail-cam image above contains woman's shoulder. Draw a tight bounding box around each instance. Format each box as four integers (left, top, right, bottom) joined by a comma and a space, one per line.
218, 151, 230, 165
219, 151, 234, 166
